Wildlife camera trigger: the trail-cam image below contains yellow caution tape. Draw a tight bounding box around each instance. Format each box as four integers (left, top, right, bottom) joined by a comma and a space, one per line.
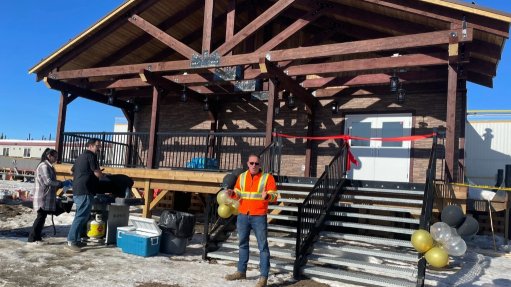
450, 182, 511, 191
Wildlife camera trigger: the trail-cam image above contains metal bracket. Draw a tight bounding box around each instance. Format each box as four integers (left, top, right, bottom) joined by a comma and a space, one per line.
214, 66, 243, 81
191, 50, 220, 68
250, 91, 268, 101
235, 80, 261, 92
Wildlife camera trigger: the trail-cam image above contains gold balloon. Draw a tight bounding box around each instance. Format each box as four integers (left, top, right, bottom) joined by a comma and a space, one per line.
230, 204, 239, 215
425, 247, 449, 268
217, 204, 232, 218
411, 229, 434, 253
216, 190, 229, 205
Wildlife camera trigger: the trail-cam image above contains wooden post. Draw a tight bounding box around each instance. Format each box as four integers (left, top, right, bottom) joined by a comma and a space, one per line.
265, 79, 277, 146
304, 111, 315, 177
146, 87, 160, 169
202, 0, 214, 53
445, 27, 459, 182
55, 92, 68, 163
142, 179, 153, 218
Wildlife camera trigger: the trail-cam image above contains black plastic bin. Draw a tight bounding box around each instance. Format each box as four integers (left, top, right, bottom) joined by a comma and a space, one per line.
158, 210, 196, 254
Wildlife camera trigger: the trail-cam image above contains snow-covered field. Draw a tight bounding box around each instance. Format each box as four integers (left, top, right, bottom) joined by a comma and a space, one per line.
0, 180, 510, 287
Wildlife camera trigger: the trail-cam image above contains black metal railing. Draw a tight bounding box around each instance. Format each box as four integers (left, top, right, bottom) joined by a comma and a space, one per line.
156, 131, 265, 170
259, 135, 282, 177
61, 131, 265, 170
61, 132, 149, 168
416, 132, 439, 287
293, 142, 348, 279
202, 136, 283, 259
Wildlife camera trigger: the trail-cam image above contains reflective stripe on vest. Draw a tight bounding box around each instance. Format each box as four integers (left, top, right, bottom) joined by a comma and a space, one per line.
239, 171, 269, 201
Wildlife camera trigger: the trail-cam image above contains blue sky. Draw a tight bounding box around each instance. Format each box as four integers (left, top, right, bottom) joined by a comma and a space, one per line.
0, 1, 509, 140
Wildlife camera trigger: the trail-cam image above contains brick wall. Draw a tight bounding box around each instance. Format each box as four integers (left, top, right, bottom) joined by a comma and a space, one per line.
133, 90, 462, 182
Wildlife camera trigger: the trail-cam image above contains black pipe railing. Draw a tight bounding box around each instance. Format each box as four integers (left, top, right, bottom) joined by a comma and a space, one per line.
293, 142, 348, 279
61, 131, 265, 170
259, 135, 282, 177
61, 132, 149, 168
416, 132, 439, 287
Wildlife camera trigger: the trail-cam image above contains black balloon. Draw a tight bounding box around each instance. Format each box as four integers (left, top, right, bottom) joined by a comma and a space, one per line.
441, 205, 465, 227
222, 173, 238, 189
457, 215, 479, 237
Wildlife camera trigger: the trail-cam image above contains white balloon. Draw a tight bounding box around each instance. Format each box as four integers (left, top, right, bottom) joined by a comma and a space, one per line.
430, 222, 453, 244
443, 236, 467, 256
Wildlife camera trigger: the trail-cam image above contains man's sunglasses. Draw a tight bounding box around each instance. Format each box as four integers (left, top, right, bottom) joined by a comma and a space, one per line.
249, 162, 260, 166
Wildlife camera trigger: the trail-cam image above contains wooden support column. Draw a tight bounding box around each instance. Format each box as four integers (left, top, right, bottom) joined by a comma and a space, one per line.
304, 111, 315, 177
265, 79, 278, 146
55, 92, 68, 163
146, 87, 161, 169
445, 29, 460, 182
142, 179, 153, 218
122, 108, 135, 167
202, 0, 214, 52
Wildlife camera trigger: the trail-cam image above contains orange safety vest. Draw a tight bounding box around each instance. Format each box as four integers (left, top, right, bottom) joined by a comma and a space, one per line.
233, 170, 278, 216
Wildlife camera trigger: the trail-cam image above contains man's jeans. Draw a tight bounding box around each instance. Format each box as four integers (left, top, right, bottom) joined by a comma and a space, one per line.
236, 214, 270, 278
67, 194, 93, 244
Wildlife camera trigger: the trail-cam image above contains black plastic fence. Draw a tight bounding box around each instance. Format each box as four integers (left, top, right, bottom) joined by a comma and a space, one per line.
61, 131, 265, 170
416, 132, 439, 287
293, 142, 348, 278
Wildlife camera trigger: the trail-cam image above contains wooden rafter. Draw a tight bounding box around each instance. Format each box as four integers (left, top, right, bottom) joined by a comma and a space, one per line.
51, 29, 472, 80
202, 0, 214, 52
215, 0, 296, 55
43, 77, 135, 110
260, 57, 314, 114
129, 14, 198, 59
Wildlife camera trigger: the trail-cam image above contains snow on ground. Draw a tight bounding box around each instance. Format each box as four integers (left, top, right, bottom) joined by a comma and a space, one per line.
1, 180, 511, 287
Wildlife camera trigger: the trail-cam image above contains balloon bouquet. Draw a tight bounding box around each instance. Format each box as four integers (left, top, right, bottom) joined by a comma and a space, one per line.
216, 189, 240, 218
411, 205, 479, 268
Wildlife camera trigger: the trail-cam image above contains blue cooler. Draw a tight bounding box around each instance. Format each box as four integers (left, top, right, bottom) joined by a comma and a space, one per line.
117, 217, 162, 257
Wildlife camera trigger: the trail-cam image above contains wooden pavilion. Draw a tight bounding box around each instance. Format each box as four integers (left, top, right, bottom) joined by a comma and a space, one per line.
29, 0, 510, 209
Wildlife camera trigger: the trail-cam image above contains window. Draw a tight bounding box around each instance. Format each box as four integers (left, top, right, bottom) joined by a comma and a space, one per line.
2, 148, 8, 156
23, 148, 31, 158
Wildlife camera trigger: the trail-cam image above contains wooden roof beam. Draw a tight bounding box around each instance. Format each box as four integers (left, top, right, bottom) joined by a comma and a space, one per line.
359, 0, 509, 37
43, 77, 135, 111
215, 0, 296, 55
138, 69, 205, 102
260, 57, 314, 114
51, 28, 472, 80
129, 14, 198, 59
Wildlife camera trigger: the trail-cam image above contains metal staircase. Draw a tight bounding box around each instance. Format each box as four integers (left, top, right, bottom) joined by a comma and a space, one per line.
204, 134, 438, 287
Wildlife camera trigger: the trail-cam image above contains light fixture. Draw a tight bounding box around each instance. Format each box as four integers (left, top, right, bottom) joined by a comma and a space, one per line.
203, 97, 209, 111
180, 86, 188, 102
107, 96, 114, 105
389, 71, 399, 93
274, 106, 280, 116
331, 101, 338, 114
287, 94, 296, 109
397, 84, 406, 103
134, 104, 140, 112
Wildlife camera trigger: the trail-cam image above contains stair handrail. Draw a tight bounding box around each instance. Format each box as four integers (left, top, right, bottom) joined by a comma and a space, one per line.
416, 131, 439, 287
259, 131, 283, 178
293, 141, 348, 279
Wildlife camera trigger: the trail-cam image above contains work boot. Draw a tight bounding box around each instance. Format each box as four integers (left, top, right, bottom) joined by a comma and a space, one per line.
225, 271, 246, 281
254, 277, 267, 287
66, 243, 82, 253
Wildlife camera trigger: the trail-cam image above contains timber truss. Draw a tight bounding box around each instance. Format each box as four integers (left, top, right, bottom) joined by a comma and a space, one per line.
31, 0, 510, 178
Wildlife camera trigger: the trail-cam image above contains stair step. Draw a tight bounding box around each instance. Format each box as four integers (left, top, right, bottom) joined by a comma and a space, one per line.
218, 242, 296, 258
279, 182, 315, 188
268, 224, 297, 233
339, 194, 423, 205
232, 234, 296, 246
324, 221, 414, 235
301, 265, 416, 287
320, 232, 412, 248
268, 214, 298, 221
344, 186, 424, 196
314, 242, 417, 262
328, 211, 420, 224
277, 198, 303, 204
278, 190, 310, 196
334, 202, 422, 215
268, 205, 299, 212
208, 251, 295, 272
308, 254, 417, 277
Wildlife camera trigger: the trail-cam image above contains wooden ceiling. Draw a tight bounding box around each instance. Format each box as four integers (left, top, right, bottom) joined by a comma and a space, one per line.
30, 0, 511, 108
